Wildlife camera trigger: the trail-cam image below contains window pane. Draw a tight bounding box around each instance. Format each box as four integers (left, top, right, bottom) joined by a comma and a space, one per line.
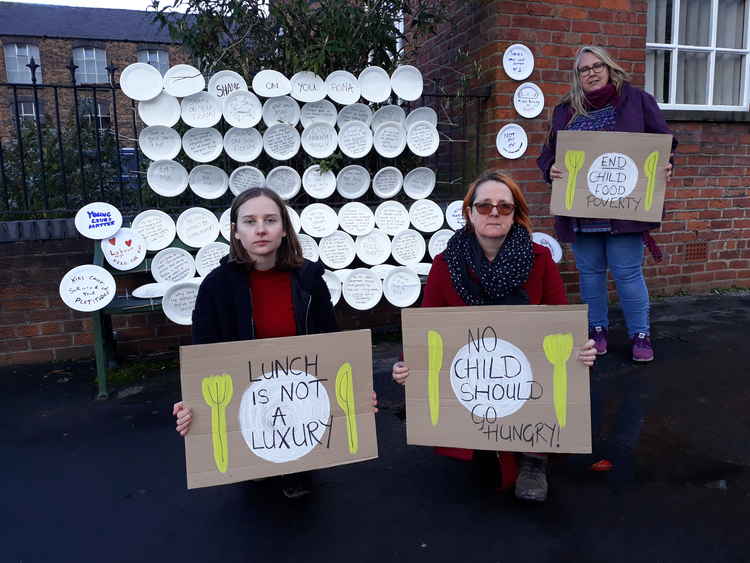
4, 43, 40, 84
647, 0, 673, 43
137, 49, 169, 76
679, 0, 711, 46
646, 49, 672, 102
714, 53, 745, 105
676, 51, 709, 103
717, 0, 747, 48
73, 47, 107, 83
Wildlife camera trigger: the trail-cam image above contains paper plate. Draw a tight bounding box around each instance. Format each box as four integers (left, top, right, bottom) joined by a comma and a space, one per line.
59, 265, 116, 312
302, 165, 336, 199
342, 268, 382, 310
370, 263, 396, 280
391, 229, 425, 265
252, 69, 291, 98
290, 71, 326, 103
333, 269, 353, 283
300, 203, 338, 238
373, 121, 406, 158
138, 92, 180, 127
222, 89, 262, 128
262, 95, 300, 127
532, 232, 563, 263
195, 241, 230, 277
405, 106, 438, 130
445, 200, 466, 230
229, 166, 265, 196
338, 202, 375, 236
503, 43, 534, 81
162, 280, 201, 325
428, 228, 455, 259
176, 207, 220, 248
132, 282, 173, 299
371, 105, 406, 131
151, 247, 196, 283
325, 70, 360, 105
513, 82, 544, 118
412, 262, 432, 276
374, 200, 410, 235
355, 228, 391, 266
297, 233, 319, 262
338, 120, 373, 159
138, 126, 181, 161
207, 69, 248, 100
263, 123, 300, 161
383, 266, 421, 307
322, 270, 342, 305
120, 62, 163, 102
266, 166, 301, 200
130, 209, 176, 251
391, 65, 423, 101
318, 230, 356, 270
300, 99, 337, 128
182, 127, 223, 163
180, 91, 223, 128
188, 164, 229, 199
337, 103, 373, 128
406, 121, 439, 157
223, 127, 263, 163
301, 122, 337, 159
358, 66, 391, 103
219, 208, 231, 240
163, 64, 205, 98
409, 199, 444, 232
336, 165, 370, 199
100, 227, 147, 271
146, 160, 188, 197
372, 166, 403, 198
403, 167, 436, 199
75, 202, 122, 240
496, 123, 528, 159
286, 206, 301, 233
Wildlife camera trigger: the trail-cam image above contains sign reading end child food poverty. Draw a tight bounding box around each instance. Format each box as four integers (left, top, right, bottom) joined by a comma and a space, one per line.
179, 330, 377, 489
402, 305, 591, 453
551, 131, 673, 222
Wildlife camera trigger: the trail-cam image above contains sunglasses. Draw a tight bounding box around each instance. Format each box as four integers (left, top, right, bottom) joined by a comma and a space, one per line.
577, 62, 607, 76
473, 202, 515, 216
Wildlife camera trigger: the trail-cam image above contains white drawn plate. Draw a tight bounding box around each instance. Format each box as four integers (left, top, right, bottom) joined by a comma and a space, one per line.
374, 200, 410, 235
262, 95, 300, 127
325, 70, 360, 105
176, 207, 220, 248
265, 166, 301, 200
130, 209, 175, 251
370, 263, 396, 280
336, 165, 370, 199
219, 208, 231, 241
286, 206, 301, 234
252, 69, 291, 98
412, 262, 432, 276
163, 64, 205, 98
337, 103, 373, 128
300, 203, 338, 238
302, 165, 336, 199
151, 247, 196, 283
180, 91, 222, 128
391, 65, 423, 101
162, 280, 201, 325
338, 202, 375, 236
138, 126, 181, 161
297, 233, 319, 262
428, 228, 455, 259
403, 167, 436, 199
59, 265, 115, 312
147, 160, 188, 197
383, 266, 421, 307
100, 227, 147, 271
503, 43, 534, 81
371, 105, 405, 130
223, 127, 263, 163
372, 166, 403, 198
333, 269, 353, 283
391, 229, 425, 265
513, 82, 544, 118
532, 232, 563, 263
358, 66, 391, 103
405, 106, 438, 130
373, 121, 406, 158
318, 230, 356, 270
496, 123, 528, 159
75, 202, 122, 240
138, 92, 180, 127
342, 268, 382, 310
188, 164, 228, 199
406, 121, 439, 157
322, 270, 342, 305
301, 122, 337, 159
445, 200, 466, 230
229, 166, 265, 196
409, 199, 444, 232
195, 241, 230, 277
207, 70, 247, 100
290, 71, 326, 103
182, 127, 223, 163
355, 228, 391, 266
119, 62, 163, 101
338, 120, 373, 159
300, 99, 338, 128
132, 282, 173, 299
222, 89, 262, 128
263, 123, 300, 161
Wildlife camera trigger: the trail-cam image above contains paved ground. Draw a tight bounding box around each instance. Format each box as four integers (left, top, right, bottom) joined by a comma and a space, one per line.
2, 293, 749, 563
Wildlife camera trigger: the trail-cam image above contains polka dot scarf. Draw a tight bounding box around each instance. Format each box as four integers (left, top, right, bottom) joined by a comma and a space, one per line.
443, 224, 534, 306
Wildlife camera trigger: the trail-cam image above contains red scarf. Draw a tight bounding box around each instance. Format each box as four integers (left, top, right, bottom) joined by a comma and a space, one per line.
584, 83, 618, 110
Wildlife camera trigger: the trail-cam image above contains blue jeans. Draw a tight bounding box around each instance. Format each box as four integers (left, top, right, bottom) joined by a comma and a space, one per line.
572, 232, 650, 337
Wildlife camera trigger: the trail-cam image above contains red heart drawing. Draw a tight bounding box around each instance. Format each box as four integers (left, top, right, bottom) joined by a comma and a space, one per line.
108, 238, 116, 246
125, 240, 132, 247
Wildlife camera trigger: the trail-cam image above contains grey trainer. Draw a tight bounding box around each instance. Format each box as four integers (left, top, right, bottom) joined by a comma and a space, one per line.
515, 454, 548, 502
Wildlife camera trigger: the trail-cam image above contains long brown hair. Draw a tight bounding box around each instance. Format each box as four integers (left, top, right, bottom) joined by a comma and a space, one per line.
228, 187, 304, 270
461, 171, 532, 233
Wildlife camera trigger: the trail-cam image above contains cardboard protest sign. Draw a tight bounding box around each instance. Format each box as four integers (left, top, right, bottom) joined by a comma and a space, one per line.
551, 131, 673, 222
402, 305, 591, 453
180, 330, 377, 489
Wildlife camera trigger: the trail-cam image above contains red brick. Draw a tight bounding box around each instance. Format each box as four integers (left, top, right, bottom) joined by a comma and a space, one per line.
29, 334, 73, 350
0, 349, 54, 366
1, 298, 49, 312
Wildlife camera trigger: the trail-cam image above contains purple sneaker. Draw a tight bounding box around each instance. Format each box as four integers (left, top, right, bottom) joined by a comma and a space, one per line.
632, 332, 654, 362
589, 326, 608, 356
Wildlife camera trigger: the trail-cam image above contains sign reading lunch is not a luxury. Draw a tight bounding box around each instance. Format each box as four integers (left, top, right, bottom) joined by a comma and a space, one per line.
551, 131, 673, 222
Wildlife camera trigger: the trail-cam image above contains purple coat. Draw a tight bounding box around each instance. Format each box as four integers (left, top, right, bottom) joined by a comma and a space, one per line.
537, 82, 678, 243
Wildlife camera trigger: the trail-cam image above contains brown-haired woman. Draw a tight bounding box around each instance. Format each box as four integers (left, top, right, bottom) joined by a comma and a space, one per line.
172, 187, 375, 498
391, 171, 596, 502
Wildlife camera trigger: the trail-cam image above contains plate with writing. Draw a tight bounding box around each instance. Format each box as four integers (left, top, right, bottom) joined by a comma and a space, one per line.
151, 247, 196, 283
445, 200, 466, 230
503, 43, 534, 81
336, 165, 370, 199
162, 279, 201, 325
406, 121, 439, 157
532, 231, 563, 263
338, 120, 373, 159
374, 200, 409, 235
59, 265, 116, 312
75, 202, 122, 240
262, 95, 301, 127
163, 64, 205, 98
302, 165, 336, 199
405, 106, 438, 130
301, 122, 337, 159
130, 209, 175, 251
266, 166, 301, 200
325, 70, 360, 105
286, 206, 301, 233
298, 233, 319, 262
219, 208, 231, 241
322, 270, 342, 305
403, 167, 436, 199
180, 91, 223, 128
176, 207, 220, 248
147, 160, 188, 197
337, 103, 373, 128
318, 230, 356, 270
300, 203, 338, 238
223, 127, 263, 163
195, 241, 230, 277
371, 105, 406, 131
252, 69, 291, 98
229, 166, 265, 196
222, 89, 262, 128
496, 123, 528, 159
188, 164, 229, 199
342, 268, 383, 311
338, 202, 375, 236
100, 227, 147, 271
409, 199, 444, 232
207, 70, 247, 100
182, 127, 223, 163
263, 123, 300, 161
300, 99, 338, 128
372, 166, 403, 198
383, 266, 421, 307
428, 228, 454, 259
138, 126, 181, 161
513, 82, 544, 118
373, 121, 407, 158
355, 228, 391, 266
290, 71, 326, 103
390, 228, 425, 265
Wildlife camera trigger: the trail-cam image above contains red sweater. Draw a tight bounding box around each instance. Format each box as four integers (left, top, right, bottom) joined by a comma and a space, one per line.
247, 269, 297, 339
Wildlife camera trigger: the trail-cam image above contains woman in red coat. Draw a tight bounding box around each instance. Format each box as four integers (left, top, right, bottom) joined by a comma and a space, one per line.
392, 170, 597, 502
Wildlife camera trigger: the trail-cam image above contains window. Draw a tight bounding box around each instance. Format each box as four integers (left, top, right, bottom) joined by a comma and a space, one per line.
80, 99, 111, 130
646, 0, 750, 110
4, 43, 42, 84
137, 49, 170, 75
72, 47, 108, 84
16, 101, 37, 121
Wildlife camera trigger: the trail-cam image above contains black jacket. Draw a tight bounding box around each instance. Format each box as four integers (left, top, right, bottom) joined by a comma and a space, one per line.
191, 258, 338, 345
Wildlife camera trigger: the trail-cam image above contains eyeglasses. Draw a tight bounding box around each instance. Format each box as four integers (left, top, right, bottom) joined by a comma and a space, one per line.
473, 202, 515, 216
577, 62, 607, 76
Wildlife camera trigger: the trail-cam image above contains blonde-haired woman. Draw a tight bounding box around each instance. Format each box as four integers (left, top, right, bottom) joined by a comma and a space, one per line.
537, 45, 678, 363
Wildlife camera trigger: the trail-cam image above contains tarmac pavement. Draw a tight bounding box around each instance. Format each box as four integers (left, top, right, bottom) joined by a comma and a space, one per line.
2, 293, 749, 563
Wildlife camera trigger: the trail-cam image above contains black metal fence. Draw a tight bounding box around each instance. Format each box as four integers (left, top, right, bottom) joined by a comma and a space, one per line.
0, 59, 489, 227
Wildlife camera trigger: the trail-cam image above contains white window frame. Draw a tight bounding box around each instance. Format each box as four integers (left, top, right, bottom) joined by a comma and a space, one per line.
80, 99, 111, 131
72, 47, 108, 84
17, 101, 36, 121
646, 0, 750, 110
4, 43, 42, 84
137, 49, 170, 76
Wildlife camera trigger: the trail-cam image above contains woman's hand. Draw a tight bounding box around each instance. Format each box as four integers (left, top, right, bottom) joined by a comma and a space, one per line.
577, 339, 597, 367
550, 164, 564, 180
173, 401, 193, 437
392, 361, 409, 385
371, 391, 379, 413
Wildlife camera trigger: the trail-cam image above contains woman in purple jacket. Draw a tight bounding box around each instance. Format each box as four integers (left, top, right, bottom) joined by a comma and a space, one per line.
537, 45, 677, 362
